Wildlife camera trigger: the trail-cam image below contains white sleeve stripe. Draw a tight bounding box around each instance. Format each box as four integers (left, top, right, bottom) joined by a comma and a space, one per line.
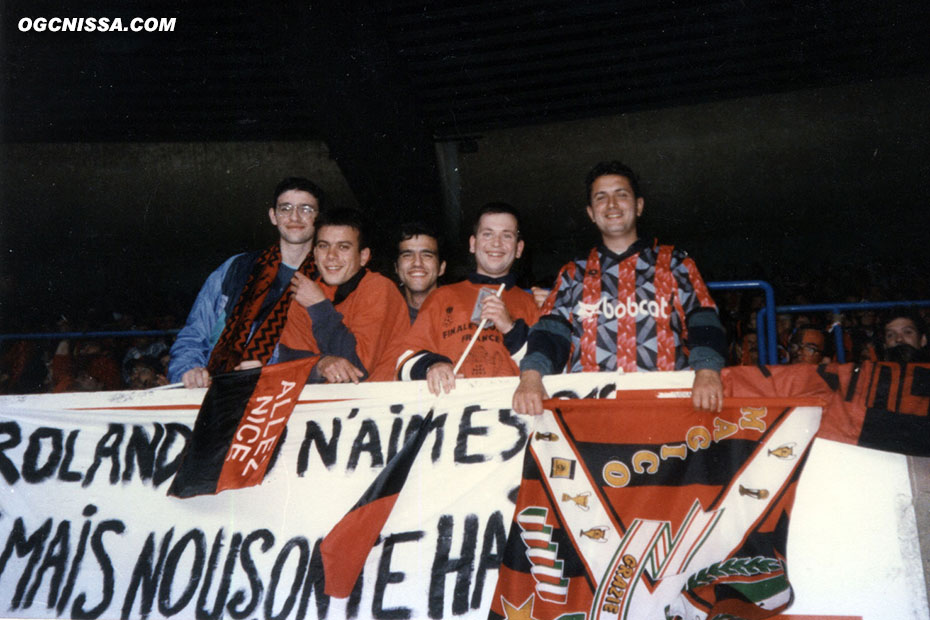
397, 350, 427, 382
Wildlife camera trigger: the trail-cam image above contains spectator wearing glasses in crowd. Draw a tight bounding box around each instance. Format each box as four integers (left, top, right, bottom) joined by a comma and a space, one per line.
168, 177, 325, 388
787, 326, 830, 365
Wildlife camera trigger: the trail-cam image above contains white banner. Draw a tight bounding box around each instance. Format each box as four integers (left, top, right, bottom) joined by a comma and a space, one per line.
0, 372, 925, 620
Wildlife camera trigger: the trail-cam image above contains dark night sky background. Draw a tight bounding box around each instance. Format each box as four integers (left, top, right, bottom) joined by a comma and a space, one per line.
2, 2, 929, 331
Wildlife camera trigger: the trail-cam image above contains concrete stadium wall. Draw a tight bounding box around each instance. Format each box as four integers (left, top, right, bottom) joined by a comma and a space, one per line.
1, 75, 928, 326
0, 141, 357, 324
454, 75, 930, 287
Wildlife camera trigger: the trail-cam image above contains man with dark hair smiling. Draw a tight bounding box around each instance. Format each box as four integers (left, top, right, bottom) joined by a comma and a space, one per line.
397, 202, 539, 395
513, 161, 727, 414
394, 221, 447, 323
168, 177, 324, 388
277, 208, 409, 383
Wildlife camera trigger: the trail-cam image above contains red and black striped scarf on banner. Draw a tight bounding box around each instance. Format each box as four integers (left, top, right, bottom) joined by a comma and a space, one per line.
207, 245, 316, 375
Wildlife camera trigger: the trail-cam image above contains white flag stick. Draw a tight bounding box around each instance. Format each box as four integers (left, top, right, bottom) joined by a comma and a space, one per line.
150, 382, 184, 390
452, 283, 506, 375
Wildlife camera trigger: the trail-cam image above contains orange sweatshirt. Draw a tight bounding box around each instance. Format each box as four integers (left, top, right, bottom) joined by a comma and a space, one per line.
278, 269, 408, 382
397, 274, 539, 380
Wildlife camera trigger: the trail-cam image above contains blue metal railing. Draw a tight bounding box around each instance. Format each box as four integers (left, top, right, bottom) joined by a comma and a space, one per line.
757, 300, 930, 364
0, 329, 179, 343
708, 280, 777, 365
2, 287, 924, 370
2, 282, 780, 365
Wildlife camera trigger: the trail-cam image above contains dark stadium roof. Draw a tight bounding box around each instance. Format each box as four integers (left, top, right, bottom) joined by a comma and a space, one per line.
4, 1, 930, 214
5, 1, 930, 143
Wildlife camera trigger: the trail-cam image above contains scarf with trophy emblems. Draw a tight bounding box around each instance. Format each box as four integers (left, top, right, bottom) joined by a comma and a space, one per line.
207, 245, 316, 375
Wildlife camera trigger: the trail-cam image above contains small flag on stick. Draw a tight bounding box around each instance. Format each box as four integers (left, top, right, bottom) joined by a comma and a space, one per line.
167, 358, 315, 498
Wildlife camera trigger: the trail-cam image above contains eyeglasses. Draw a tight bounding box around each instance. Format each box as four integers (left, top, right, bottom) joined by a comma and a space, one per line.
789, 343, 822, 354
276, 203, 318, 218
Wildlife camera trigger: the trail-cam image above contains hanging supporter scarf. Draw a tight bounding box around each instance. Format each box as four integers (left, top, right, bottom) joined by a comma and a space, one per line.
207, 245, 316, 375
579, 242, 679, 372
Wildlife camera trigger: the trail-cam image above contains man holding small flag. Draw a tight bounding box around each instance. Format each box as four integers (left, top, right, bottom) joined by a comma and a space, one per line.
397, 202, 540, 394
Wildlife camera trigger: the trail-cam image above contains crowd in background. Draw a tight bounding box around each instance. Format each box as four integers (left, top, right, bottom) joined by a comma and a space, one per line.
2, 262, 927, 395
0, 311, 178, 394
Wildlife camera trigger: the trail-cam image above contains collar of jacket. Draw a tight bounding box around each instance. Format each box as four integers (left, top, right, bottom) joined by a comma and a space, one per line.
466, 271, 518, 289
597, 238, 651, 263
325, 267, 368, 306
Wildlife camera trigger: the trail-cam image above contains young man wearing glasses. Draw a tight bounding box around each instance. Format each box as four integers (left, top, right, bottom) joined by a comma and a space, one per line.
168, 177, 324, 388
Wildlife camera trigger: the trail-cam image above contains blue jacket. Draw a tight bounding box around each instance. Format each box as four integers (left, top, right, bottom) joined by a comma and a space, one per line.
167, 252, 294, 383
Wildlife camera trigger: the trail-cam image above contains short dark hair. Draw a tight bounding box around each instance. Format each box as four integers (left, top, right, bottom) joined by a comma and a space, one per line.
273, 177, 326, 211
881, 307, 928, 338
315, 208, 369, 250
396, 221, 444, 261
584, 161, 641, 203
472, 202, 522, 239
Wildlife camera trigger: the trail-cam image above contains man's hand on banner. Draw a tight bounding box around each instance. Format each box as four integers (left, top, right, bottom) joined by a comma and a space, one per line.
512, 369, 549, 415
317, 355, 364, 383
426, 362, 461, 395
692, 368, 724, 412
182, 366, 211, 388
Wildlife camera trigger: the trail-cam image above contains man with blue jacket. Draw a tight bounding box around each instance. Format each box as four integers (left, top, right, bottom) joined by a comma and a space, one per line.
167, 177, 324, 387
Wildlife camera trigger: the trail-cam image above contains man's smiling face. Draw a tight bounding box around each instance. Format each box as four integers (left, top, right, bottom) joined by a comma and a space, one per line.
586, 173, 643, 245
469, 212, 523, 278
269, 189, 319, 247
314, 225, 370, 286
396, 234, 445, 295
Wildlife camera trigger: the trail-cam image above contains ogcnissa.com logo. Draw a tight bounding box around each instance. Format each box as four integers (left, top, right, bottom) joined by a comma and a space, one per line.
18, 17, 176, 32
576, 295, 671, 321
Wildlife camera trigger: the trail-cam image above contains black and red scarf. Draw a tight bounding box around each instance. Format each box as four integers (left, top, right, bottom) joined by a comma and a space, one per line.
207, 245, 316, 375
